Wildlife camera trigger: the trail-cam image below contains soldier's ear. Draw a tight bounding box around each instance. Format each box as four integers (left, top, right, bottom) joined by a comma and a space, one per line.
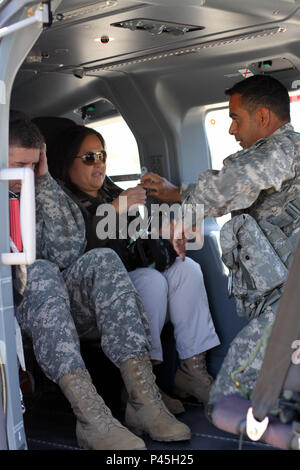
256, 106, 271, 128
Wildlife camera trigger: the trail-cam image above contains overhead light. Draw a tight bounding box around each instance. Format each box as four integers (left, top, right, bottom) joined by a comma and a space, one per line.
250, 57, 296, 74
94, 36, 115, 43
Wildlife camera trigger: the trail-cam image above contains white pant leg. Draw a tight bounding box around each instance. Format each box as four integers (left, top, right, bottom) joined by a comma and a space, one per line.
162, 257, 220, 360
129, 267, 168, 362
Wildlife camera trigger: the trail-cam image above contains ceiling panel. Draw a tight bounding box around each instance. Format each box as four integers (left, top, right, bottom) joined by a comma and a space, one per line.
11, 0, 300, 114
21, 0, 300, 73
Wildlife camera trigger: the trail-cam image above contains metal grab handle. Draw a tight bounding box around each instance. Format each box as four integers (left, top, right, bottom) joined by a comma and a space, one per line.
0, 168, 36, 265
0, 7, 49, 40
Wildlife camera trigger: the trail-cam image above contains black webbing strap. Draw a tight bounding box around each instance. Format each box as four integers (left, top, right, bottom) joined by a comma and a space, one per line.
251, 237, 300, 422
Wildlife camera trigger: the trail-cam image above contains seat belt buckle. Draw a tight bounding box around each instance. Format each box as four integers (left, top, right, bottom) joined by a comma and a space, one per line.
246, 407, 269, 441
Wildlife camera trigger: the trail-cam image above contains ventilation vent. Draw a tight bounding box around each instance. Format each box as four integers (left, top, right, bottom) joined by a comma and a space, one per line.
111, 18, 205, 36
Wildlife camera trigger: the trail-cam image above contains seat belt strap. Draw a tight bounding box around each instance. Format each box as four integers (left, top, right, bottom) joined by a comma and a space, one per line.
272, 195, 300, 228
251, 237, 300, 421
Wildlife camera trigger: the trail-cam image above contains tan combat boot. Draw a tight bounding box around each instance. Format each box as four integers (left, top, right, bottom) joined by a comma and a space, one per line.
120, 355, 191, 442
59, 368, 146, 450
159, 389, 185, 415
173, 352, 214, 403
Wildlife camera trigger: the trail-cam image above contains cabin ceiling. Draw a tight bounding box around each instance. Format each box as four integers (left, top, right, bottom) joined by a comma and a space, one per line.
9, 0, 300, 115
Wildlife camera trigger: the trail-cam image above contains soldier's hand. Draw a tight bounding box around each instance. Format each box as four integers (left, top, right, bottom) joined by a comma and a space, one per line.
141, 172, 181, 202
172, 220, 187, 261
172, 220, 203, 261
112, 185, 146, 214
35, 143, 48, 178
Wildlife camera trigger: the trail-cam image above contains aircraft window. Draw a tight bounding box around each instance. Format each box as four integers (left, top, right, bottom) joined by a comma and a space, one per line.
205, 108, 239, 226
87, 115, 141, 190
290, 95, 300, 132
205, 107, 240, 171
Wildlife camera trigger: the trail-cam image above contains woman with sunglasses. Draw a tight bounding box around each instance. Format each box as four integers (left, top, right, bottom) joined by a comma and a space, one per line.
49, 124, 220, 413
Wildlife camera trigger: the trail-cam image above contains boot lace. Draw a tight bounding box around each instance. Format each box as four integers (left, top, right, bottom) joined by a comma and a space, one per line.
132, 358, 170, 414
73, 370, 122, 432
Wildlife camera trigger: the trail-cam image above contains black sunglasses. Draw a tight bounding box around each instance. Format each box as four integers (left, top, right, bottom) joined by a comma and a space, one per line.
75, 150, 107, 165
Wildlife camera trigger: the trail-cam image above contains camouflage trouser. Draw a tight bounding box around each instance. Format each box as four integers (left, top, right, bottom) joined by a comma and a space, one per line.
16, 248, 151, 383
209, 307, 276, 402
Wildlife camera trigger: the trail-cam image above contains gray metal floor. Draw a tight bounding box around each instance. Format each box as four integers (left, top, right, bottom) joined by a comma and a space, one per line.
23, 398, 277, 452
22, 342, 280, 452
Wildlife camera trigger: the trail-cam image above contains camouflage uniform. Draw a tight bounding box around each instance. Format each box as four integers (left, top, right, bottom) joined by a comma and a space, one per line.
16, 173, 151, 383
181, 123, 300, 400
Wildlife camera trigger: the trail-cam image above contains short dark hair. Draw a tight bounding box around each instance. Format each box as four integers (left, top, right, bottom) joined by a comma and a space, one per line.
49, 125, 106, 183
225, 75, 290, 122
9, 111, 45, 149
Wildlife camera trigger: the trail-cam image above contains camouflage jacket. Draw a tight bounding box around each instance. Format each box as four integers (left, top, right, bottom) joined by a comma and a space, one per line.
35, 172, 87, 270
181, 123, 300, 317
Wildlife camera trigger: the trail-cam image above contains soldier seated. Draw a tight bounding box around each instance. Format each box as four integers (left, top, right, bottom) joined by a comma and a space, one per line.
9, 113, 191, 450
141, 74, 300, 403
